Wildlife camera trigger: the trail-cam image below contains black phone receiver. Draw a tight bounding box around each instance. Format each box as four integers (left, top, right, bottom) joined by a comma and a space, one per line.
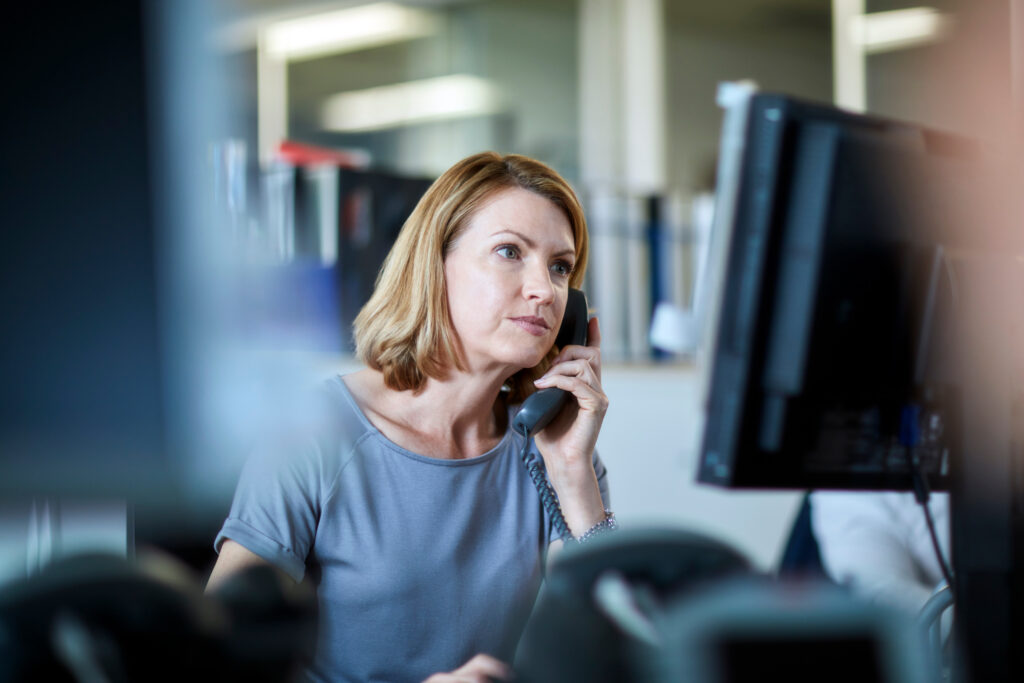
512, 288, 590, 438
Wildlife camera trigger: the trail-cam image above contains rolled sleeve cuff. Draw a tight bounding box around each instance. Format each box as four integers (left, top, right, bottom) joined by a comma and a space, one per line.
214, 518, 307, 583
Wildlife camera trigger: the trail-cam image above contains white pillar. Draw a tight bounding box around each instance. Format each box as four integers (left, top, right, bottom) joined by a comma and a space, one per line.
579, 0, 666, 194
622, 0, 667, 196
579, 0, 622, 191
578, 0, 666, 362
832, 0, 866, 112
257, 32, 288, 167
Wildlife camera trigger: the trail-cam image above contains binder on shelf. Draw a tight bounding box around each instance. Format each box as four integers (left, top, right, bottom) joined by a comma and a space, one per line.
334, 169, 433, 351
249, 145, 432, 352
624, 195, 652, 362
586, 190, 630, 363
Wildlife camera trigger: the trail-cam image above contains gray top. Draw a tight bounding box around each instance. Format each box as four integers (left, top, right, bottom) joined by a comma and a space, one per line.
215, 375, 610, 683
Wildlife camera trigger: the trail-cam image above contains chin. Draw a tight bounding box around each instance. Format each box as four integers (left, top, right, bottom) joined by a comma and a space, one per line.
494, 346, 549, 373
522, 349, 552, 372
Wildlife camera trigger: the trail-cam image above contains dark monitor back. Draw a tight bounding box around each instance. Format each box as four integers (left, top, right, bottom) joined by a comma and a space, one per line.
698, 93, 976, 490
0, 3, 168, 499
0, 2, 242, 533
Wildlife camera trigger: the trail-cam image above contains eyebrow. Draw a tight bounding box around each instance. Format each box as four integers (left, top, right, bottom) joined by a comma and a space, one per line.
491, 229, 575, 259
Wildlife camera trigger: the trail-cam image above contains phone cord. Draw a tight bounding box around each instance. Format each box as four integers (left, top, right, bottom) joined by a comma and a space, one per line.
519, 437, 573, 541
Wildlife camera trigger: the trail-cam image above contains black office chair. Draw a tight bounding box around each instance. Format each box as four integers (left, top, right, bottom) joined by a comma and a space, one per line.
514, 527, 754, 683
0, 552, 316, 682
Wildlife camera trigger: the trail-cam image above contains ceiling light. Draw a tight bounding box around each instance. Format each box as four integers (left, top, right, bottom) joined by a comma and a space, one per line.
262, 2, 438, 62
321, 75, 502, 133
851, 6, 952, 54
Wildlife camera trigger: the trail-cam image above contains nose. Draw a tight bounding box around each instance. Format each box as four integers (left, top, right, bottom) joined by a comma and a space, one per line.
522, 261, 555, 305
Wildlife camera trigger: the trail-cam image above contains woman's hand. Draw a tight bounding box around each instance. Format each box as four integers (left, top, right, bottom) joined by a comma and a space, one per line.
532, 315, 609, 535
423, 654, 514, 682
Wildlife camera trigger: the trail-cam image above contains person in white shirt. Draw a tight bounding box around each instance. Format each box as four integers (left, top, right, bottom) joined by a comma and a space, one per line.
810, 491, 950, 614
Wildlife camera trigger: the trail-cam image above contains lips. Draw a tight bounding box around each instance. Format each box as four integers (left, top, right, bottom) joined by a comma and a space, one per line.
510, 316, 550, 337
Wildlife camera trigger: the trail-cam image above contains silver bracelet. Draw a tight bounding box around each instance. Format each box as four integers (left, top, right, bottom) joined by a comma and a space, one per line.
576, 510, 618, 543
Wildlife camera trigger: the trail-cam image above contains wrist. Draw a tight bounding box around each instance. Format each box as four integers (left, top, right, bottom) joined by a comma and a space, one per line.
552, 478, 606, 538
576, 510, 618, 543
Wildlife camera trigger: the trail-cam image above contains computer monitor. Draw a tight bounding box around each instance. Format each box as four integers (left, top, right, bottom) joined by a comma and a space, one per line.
697, 89, 1024, 680
697, 92, 978, 490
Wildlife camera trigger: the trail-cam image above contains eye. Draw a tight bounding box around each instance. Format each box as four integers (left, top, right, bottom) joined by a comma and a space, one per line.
496, 245, 519, 260
550, 260, 574, 277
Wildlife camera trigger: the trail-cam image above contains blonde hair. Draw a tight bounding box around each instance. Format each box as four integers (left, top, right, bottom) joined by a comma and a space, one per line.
353, 151, 588, 401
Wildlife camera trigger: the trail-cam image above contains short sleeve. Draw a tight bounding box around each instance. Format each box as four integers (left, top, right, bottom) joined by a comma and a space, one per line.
215, 436, 324, 582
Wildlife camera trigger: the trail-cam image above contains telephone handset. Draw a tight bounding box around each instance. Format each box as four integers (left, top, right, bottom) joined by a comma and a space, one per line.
512, 288, 590, 438
513, 289, 589, 541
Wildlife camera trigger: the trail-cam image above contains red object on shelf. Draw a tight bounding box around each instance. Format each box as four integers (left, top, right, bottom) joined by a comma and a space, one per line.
276, 140, 370, 168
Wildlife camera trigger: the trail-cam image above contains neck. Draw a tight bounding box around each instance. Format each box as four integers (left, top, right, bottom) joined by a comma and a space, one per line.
369, 365, 512, 459
411, 370, 508, 439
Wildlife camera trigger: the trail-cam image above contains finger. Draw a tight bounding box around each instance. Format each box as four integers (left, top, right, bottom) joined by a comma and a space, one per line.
552, 341, 601, 381
551, 342, 601, 368
532, 374, 608, 412
537, 359, 598, 387
424, 672, 501, 683
587, 315, 601, 349
454, 654, 514, 680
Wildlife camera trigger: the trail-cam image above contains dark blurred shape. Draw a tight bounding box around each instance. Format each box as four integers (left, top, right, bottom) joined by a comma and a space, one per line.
918, 583, 954, 667
0, 3, 165, 498
655, 579, 934, 683
0, 0, 251, 537
515, 527, 753, 683
209, 562, 319, 681
267, 158, 433, 351
699, 93, 975, 490
776, 493, 829, 581
0, 552, 316, 682
332, 169, 433, 350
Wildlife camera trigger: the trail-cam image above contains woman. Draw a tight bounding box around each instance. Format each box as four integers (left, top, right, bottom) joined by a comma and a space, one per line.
208, 152, 612, 682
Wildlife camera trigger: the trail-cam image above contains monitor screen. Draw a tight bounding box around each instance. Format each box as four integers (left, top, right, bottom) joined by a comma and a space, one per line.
698, 92, 978, 490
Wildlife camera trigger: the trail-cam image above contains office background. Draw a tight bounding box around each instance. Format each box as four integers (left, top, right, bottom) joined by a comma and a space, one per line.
0, 0, 1014, 579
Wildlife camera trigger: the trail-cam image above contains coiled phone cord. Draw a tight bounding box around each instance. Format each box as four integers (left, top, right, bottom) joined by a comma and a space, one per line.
519, 437, 572, 541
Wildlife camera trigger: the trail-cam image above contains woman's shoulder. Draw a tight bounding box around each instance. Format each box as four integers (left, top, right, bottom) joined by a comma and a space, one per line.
318, 371, 381, 440
330, 369, 403, 437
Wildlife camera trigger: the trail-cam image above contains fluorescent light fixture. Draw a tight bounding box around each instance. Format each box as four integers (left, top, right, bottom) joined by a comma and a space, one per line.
321, 75, 502, 132
851, 6, 952, 54
262, 2, 438, 62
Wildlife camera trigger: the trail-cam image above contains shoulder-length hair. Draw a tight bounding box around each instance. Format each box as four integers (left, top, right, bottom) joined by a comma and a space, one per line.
353, 151, 588, 402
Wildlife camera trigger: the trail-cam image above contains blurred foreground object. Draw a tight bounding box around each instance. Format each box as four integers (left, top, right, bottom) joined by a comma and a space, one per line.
515, 527, 752, 682
0, 551, 316, 682
515, 527, 935, 682
0, 0, 315, 550
655, 578, 934, 683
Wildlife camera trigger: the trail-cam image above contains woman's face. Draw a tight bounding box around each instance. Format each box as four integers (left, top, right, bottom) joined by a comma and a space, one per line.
444, 186, 575, 375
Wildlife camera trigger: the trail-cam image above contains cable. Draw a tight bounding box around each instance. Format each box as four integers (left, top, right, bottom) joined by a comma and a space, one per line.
519, 437, 572, 541
900, 405, 956, 595
907, 443, 956, 593
919, 479, 956, 592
